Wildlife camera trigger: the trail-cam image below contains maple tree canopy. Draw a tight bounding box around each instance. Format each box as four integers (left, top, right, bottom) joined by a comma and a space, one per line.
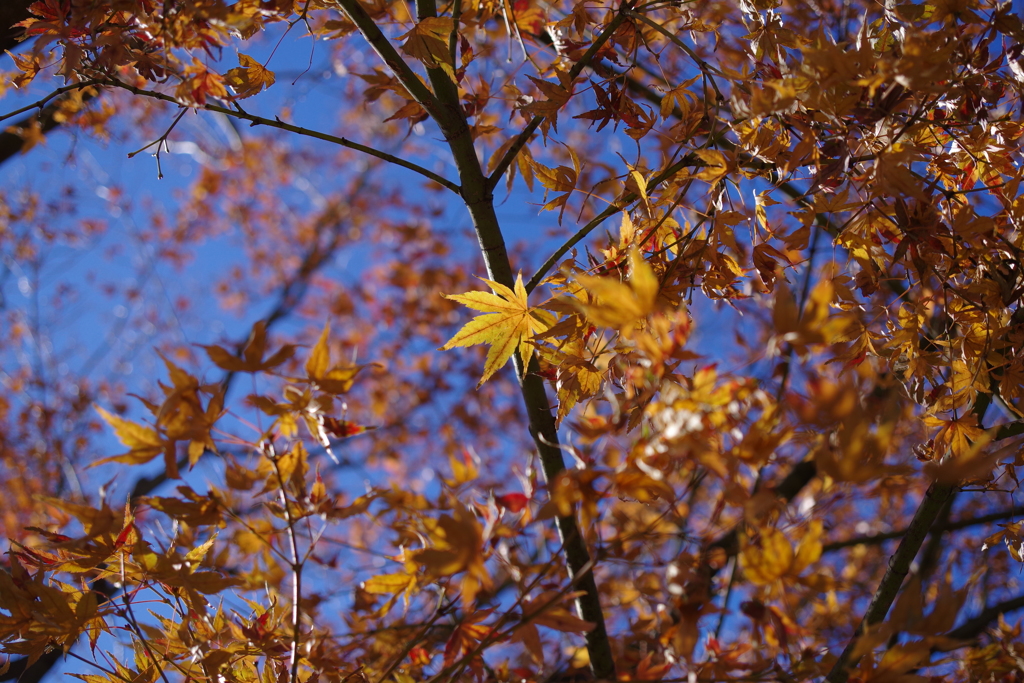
1, 0, 1024, 682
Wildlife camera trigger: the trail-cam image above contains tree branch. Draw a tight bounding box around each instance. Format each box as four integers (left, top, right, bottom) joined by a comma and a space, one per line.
525, 151, 702, 293
824, 482, 958, 683
823, 506, 1021, 553
333, 0, 445, 120
945, 594, 1024, 642
337, 0, 617, 674
0, 82, 107, 124
80, 79, 461, 193
486, 8, 633, 190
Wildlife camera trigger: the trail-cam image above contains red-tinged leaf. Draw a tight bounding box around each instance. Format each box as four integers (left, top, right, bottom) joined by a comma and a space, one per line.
9, 542, 59, 567
495, 492, 529, 513
322, 417, 376, 438
114, 521, 136, 550
176, 58, 229, 106
310, 468, 326, 504
24, 527, 73, 544
444, 610, 495, 668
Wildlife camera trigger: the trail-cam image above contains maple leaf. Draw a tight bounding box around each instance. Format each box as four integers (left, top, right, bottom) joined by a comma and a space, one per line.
523, 73, 573, 129
412, 503, 493, 604
530, 147, 580, 221
93, 406, 169, 468
739, 522, 823, 587
176, 58, 229, 106
199, 320, 295, 373
6, 51, 45, 89
302, 323, 378, 396
441, 273, 554, 386
575, 249, 660, 332
522, 591, 595, 633
444, 609, 495, 667
362, 570, 418, 615
398, 17, 456, 80
225, 53, 276, 99
538, 339, 601, 424
692, 149, 734, 187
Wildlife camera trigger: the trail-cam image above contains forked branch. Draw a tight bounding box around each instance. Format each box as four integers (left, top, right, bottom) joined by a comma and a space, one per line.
337, 0, 617, 674
824, 482, 957, 683
17, 79, 463, 193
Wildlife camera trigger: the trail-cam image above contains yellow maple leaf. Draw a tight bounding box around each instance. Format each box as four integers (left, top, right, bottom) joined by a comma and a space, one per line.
412, 503, 493, 604
575, 249, 659, 332
441, 273, 553, 386
693, 149, 733, 187
740, 526, 794, 586
93, 406, 167, 466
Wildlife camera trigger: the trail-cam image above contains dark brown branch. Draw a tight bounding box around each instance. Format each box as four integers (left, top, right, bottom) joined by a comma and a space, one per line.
945, 594, 1024, 642
75, 79, 461, 193
823, 506, 1021, 553
0, 0, 31, 56
338, 0, 618, 673
486, 9, 632, 191
824, 482, 958, 683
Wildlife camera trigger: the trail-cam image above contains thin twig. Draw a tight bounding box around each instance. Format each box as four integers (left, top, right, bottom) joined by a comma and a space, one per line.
486, 7, 634, 190
822, 505, 1022, 553
525, 152, 700, 293
624, 10, 724, 101
267, 443, 305, 683
333, 0, 445, 118
119, 550, 175, 683
90, 78, 461, 193
0, 80, 104, 123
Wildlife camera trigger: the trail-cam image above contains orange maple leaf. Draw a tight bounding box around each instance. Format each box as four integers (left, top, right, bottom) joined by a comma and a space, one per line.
225, 53, 276, 99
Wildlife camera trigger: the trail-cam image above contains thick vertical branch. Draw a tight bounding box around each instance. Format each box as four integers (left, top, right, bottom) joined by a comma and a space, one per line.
338, 1, 616, 677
